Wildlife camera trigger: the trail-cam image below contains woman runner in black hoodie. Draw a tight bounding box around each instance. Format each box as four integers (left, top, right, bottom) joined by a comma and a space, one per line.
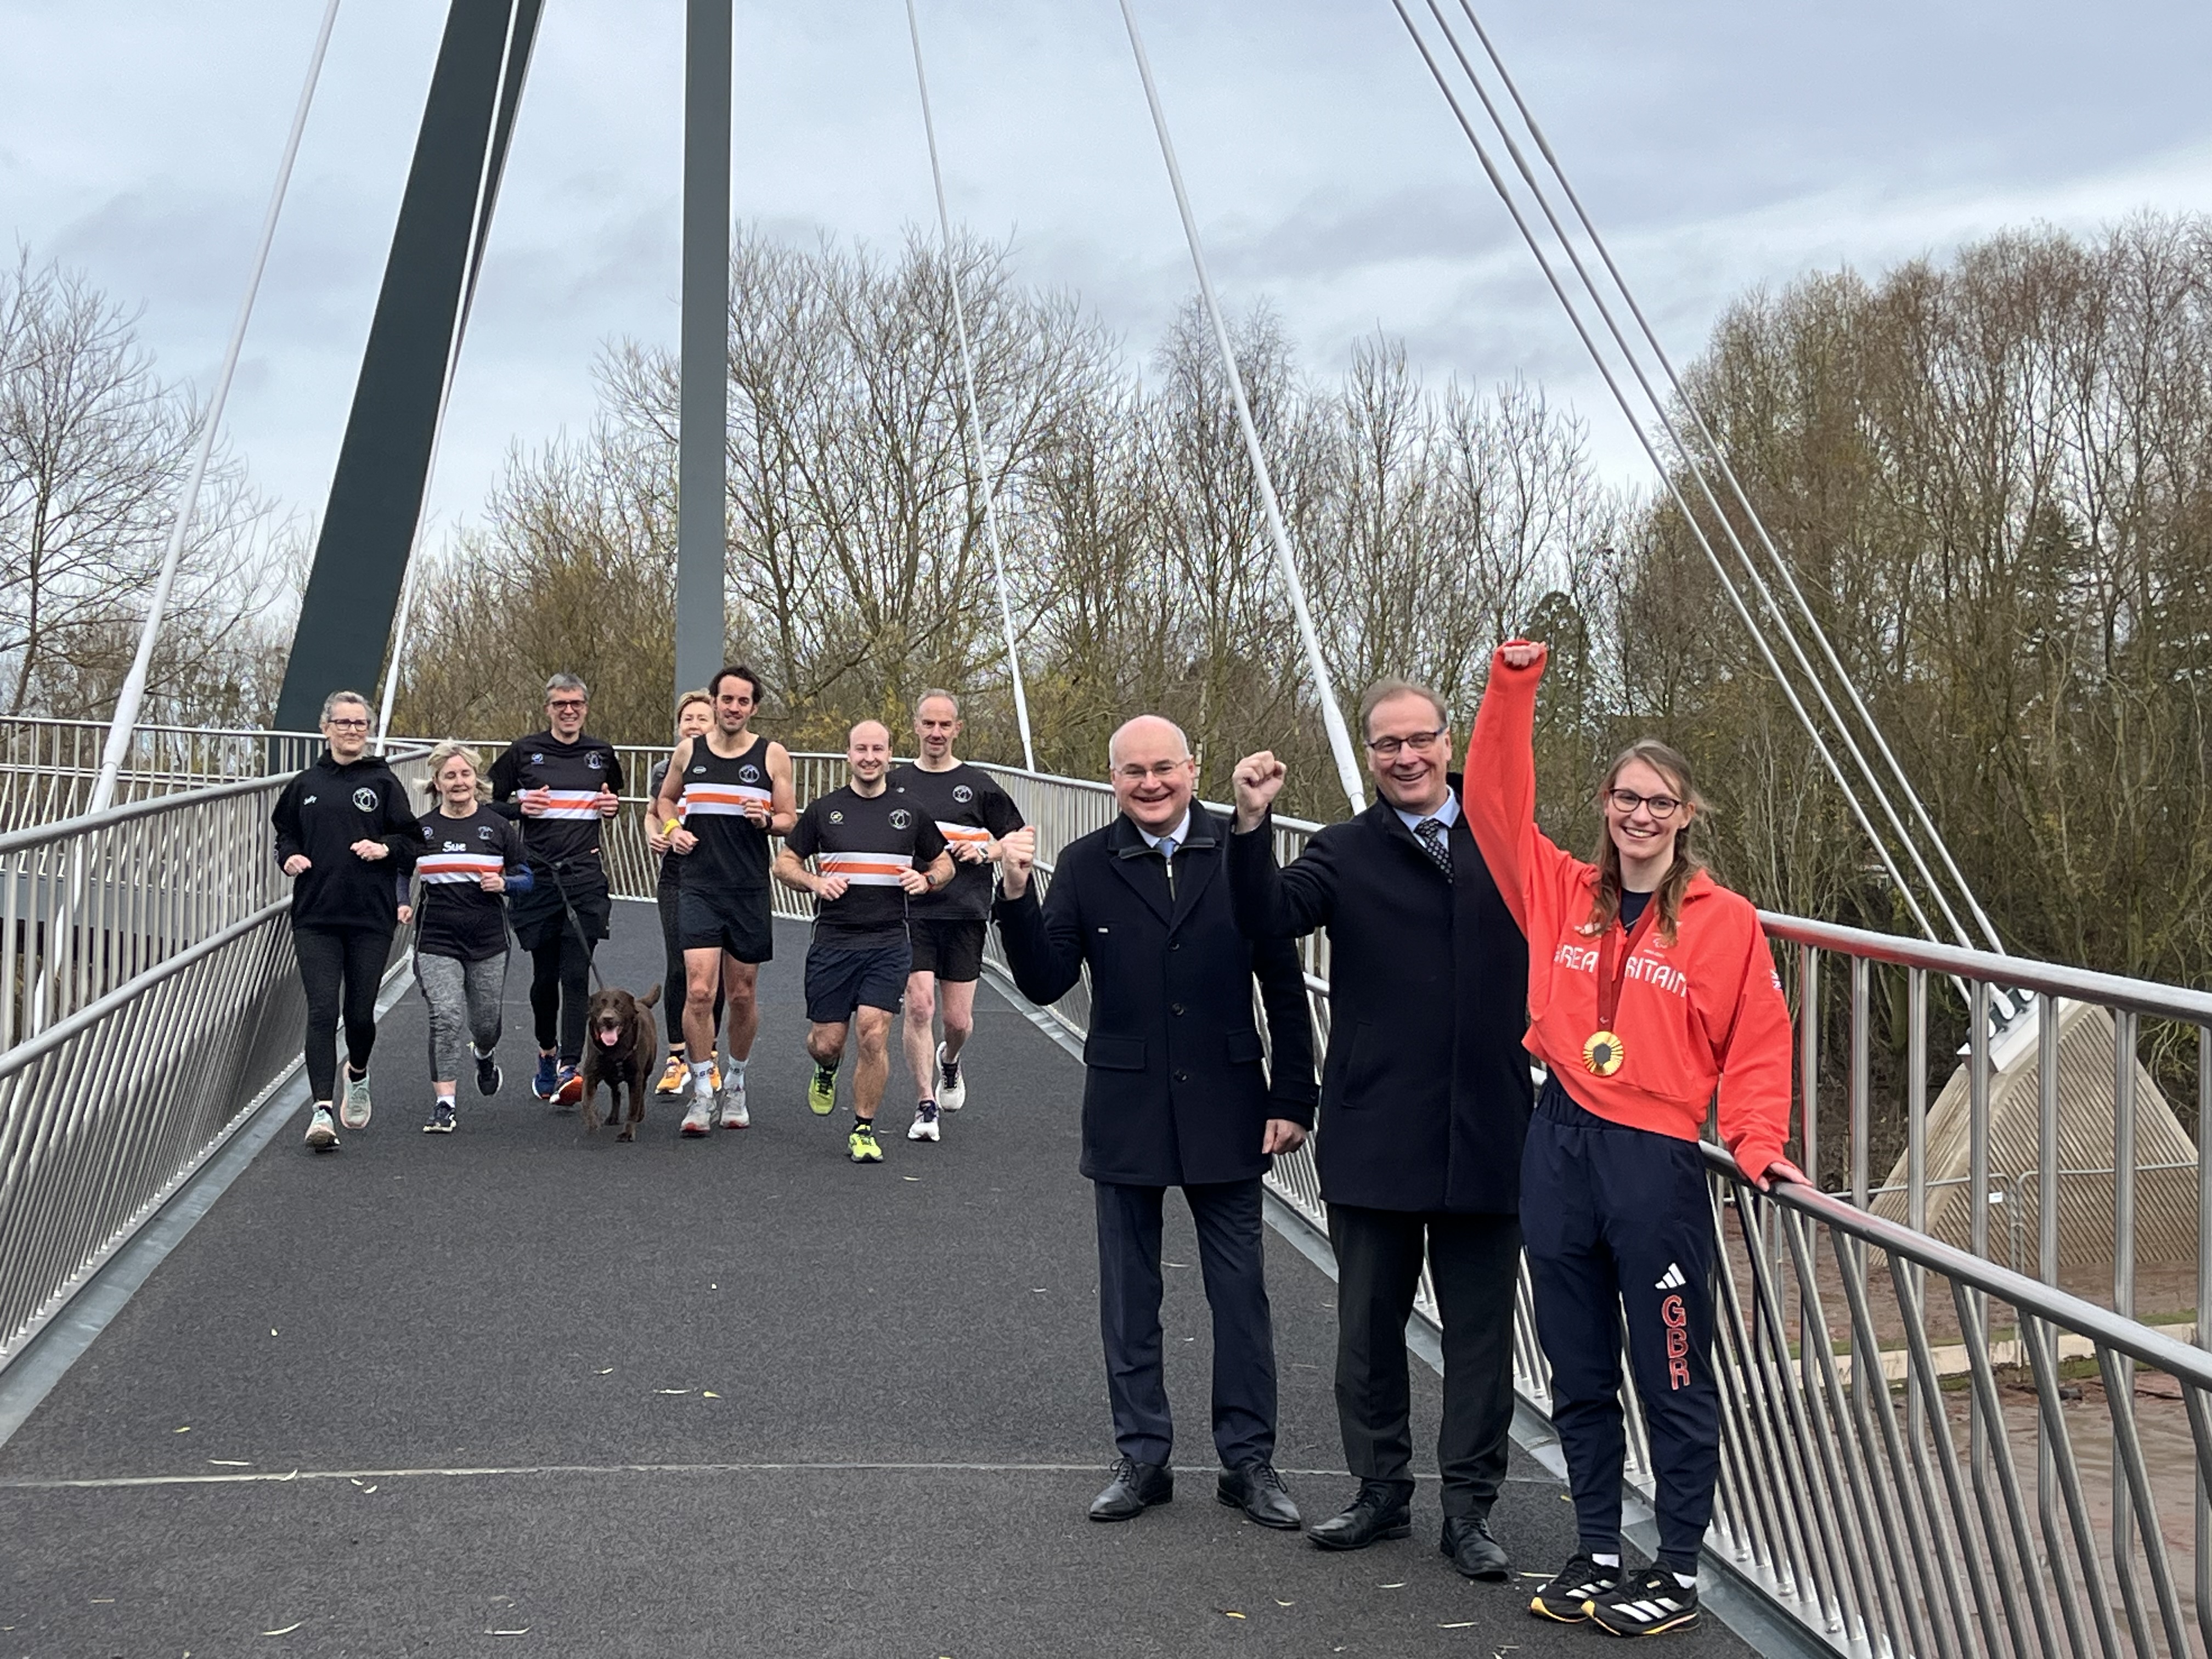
270, 691, 420, 1150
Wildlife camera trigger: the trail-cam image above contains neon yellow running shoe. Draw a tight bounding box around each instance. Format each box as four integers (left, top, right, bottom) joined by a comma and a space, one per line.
847, 1120, 883, 1163
808, 1065, 837, 1116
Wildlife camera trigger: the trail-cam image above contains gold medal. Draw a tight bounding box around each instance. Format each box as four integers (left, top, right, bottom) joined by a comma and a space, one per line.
1582, 1029, 1626, 1076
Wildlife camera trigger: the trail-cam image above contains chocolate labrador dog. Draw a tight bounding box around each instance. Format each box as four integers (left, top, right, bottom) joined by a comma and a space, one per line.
581, 983, 661, 1142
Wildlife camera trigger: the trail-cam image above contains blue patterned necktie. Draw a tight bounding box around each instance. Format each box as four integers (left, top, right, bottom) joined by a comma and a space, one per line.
1415, 818, 1453, 881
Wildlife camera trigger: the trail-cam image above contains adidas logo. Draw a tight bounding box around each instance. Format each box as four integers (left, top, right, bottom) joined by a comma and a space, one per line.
1655, 1262, 1687, 1290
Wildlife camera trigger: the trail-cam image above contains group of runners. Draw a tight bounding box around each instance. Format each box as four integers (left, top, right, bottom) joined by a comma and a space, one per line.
274, 667, 1025, 1159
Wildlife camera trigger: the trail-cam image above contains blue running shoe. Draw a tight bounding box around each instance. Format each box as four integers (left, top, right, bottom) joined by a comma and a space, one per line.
532, 1052, 560, 1101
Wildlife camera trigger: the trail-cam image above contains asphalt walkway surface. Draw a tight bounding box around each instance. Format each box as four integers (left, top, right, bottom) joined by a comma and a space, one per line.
0, 906, 1757, 1658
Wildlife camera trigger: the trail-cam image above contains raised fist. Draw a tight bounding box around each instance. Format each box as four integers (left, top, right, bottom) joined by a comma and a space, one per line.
1000, 826, 1037, 899
1231, 751, 1286, 830
1499, 639, 1547, 672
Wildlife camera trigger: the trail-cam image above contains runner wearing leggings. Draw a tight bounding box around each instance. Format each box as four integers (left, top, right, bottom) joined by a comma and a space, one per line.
488, 674, 624, 1106
270, 691, 420, 1152
647, 691, 723, 1097
405, 742, 529, 1133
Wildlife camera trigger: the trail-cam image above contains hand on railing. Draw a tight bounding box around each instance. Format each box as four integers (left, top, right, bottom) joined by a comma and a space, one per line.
1232, 751, 1286, 833
1753, 1154, 1810, 1193
1000, 826, 1037, 899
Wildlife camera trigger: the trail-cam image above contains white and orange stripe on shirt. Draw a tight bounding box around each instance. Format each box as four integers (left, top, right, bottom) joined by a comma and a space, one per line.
537, 788, 605, 821
419, 851, 505, 884
817, 851, 914, 887
936, 821, 991, 847
680, 781, 773, 817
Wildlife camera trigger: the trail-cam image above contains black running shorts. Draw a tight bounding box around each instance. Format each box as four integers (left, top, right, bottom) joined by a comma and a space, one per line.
509, 879, 610, 954
804, 940, 912, 1025
676, 885, 774, 964
907, 918, 986, 984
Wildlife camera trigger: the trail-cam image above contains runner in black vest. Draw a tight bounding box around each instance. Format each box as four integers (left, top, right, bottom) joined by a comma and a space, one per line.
888, 689, 1025, 1143
646, 690, 723, 1097
652, 663, 796, 1137
487, 673, 624, 1106
775, 719, 953, 1164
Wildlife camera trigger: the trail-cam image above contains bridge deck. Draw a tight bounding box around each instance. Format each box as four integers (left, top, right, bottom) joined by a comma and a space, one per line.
0, 910, 1753, 1657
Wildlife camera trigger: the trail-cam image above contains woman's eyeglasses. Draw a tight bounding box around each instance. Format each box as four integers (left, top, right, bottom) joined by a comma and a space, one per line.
1605, 788, 1683, 821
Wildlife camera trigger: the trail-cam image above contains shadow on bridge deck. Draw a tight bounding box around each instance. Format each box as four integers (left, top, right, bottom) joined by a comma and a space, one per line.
0, 909, 1754, 1658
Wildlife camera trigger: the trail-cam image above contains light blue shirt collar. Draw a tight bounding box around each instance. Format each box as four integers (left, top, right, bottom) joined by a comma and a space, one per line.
1139, 809, 1193, 856
1395, 793, 1460, 836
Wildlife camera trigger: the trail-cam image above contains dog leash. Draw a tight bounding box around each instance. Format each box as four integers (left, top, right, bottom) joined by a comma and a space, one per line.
535, 853, 610, 994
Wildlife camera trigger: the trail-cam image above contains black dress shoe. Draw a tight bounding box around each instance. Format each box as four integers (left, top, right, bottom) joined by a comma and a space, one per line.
1441, 1513, 1511, 1581
1089, 1456, 1173, 1522
1217, 1461, 1302, 1530
1307, 1481, 1413, 1550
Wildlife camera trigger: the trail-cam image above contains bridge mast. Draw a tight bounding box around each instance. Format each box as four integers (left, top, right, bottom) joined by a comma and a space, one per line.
675, 0, 733, 703
274, 1, 541, 736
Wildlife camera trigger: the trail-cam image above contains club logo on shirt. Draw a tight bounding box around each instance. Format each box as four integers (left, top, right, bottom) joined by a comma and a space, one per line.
352, 787, 378, 812
828, 810, 844, 824
586, 751, 603, 770
951, 785, 974, 804
740, 764, 761, 783
692, 765, 707, 775
531, 753, 545, 764
477, 825, 495, 842
889, 809, 913, 830
303, 794, 318, 805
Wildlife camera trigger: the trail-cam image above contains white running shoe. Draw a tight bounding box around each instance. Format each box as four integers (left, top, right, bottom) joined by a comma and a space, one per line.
936, 1043, 966, 1112
680, 1098, 713, 1137
340, 1068, 372, 1130
304, 1104, 339, 1150
719, 1076, 749, 1129
908, 1100, 941, 1142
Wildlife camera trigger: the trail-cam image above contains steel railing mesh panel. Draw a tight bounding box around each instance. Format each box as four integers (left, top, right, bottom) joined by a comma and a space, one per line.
8, 738, 2212, 1659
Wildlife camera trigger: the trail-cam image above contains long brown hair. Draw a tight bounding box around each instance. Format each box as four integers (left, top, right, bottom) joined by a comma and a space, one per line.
1583, 738, 1705, 944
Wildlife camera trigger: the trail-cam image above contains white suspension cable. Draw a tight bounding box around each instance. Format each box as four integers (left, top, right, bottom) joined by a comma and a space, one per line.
1444, 0, 2004, 955
1409, 1, 1978, 955
1116, 0, 1367, 815
89, 0, 343, 811
903, 0, 1036, 772
1387, 0, 1943, 943
376, 0, 536, 750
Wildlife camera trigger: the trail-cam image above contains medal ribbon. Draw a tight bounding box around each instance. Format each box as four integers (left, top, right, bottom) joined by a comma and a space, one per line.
1594, 898, 1662, 1032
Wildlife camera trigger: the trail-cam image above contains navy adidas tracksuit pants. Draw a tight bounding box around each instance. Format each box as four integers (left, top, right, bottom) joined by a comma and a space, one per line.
1522, 1080, 1720, 1572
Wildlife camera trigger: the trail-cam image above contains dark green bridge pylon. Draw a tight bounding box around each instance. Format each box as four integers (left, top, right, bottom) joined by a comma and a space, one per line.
274, 0, 544, 733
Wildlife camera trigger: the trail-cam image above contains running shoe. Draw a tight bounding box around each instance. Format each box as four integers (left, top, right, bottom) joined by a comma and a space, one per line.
473, 1046, 501, 1097
848, 1120, 883, 1163
532, 1053, 560, 1101
654, 1051, 687, 1095
680, 1098, 714, 1137
340, 1068, 373, 1130
718, 1075, 749, 1129
808, 1066, 837, 1116
1530, 1554, 1623, 1624
1588, 1568, 1700, 1637
936, 1043, 966, 1111
424, 1098, 456, 1134
304, 1103, 338, 1151
907, 1100, 941, 1142
555, 1064, 584, 1108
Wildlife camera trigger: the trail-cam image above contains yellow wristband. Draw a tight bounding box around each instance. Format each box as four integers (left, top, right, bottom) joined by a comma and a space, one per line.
662, 817, 681, 836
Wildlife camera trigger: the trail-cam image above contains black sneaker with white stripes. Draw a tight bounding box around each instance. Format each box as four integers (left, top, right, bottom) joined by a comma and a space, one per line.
1588, 1566, 1700, 1637
1529, 1553, 1622, 1623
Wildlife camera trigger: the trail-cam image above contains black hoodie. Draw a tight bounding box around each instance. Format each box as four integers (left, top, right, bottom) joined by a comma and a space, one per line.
271, 750, 421, 932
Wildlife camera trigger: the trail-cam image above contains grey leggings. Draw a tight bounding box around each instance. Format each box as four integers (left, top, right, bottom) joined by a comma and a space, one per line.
415, 950, 507, 1082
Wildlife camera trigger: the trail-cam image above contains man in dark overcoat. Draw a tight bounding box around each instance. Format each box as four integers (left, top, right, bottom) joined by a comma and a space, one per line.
1227, 679, 1531, 1579
995, 714, 1318, 1528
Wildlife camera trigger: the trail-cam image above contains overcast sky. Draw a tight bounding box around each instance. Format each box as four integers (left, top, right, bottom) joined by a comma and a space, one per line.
5, 0, 2210, 547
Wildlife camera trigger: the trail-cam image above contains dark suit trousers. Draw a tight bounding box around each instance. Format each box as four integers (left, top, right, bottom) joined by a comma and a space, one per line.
1094, 1178, 1277, 1469
1327, 1204, 1521, 1518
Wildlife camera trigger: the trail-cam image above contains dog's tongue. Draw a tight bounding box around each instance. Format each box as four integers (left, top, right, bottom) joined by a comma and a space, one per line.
596, 1029, 621, 1046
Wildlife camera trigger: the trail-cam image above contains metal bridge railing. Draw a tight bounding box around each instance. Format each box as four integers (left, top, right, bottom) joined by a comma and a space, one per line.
0, 715, 324, 831
9, 736, 2210, 1659
0, 746, 428, 1375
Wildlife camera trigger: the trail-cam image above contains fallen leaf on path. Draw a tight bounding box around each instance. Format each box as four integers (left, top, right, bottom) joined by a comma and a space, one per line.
1218, 1610, 1246, 1619
1379, 1581, 1406, 1589
702, 1391, 721, 1399
656, 1389, 693, 1395
1274, 1599, 1294, 1607
261, 1622, 304, 1636
596, 1367, 614, 1374
1440, 1622, 1475, 1629
173, 1426, 191, 1434
489, 1629, 529, 1637
361, 1485, 378, 1493
208, 1460, 252, 1467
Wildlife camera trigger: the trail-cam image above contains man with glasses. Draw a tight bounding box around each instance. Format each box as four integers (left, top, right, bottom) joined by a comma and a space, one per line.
489, 673, 624, 1105
994, 715, 1317, 1531
1226, 680, 1531, 1582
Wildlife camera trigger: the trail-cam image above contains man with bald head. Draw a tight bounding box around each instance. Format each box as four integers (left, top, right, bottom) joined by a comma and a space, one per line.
995, 715, 1318, 1529
776, 720, 955, 1163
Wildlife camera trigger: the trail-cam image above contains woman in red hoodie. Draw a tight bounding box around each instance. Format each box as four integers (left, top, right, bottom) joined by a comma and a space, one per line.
1465, 639, 1797, 1637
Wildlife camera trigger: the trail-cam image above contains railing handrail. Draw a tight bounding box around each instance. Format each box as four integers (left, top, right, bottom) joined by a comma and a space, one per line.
0, 714, 326, 743
0, 738, 435, 858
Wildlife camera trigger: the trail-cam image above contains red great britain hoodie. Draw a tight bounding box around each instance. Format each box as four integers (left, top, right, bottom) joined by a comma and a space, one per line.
1464, 644, 1794, 1181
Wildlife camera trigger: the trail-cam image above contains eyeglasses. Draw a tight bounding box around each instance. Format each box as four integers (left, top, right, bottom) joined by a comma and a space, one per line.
324, 718, 369, 732
546, 699, 587, 713
1365, 728, 1444, 759
1606, 787, 1684, 821
1113, 760, 1190, 784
